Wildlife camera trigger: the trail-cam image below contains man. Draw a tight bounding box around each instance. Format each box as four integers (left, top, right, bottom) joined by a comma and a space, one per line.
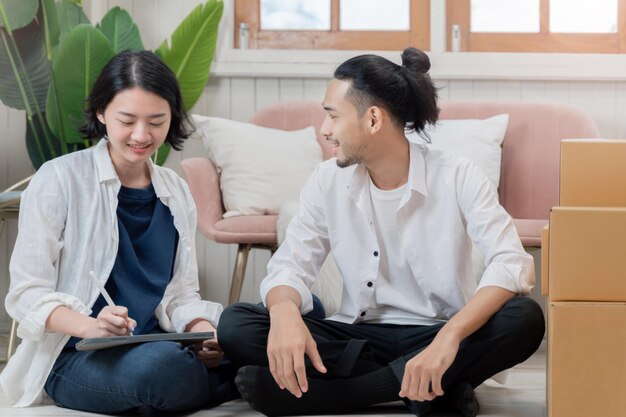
219, 47, 544, 417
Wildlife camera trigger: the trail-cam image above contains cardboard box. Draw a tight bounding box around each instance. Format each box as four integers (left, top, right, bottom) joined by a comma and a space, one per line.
548, 207, 626, 302
548, 302, 626, 417
560, 139, 626, 207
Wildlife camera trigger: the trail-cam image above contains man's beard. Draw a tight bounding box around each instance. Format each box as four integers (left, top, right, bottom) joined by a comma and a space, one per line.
335, 140, 366, 168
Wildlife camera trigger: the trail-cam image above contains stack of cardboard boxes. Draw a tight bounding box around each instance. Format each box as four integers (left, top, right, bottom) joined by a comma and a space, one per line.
542, 139, 626, 417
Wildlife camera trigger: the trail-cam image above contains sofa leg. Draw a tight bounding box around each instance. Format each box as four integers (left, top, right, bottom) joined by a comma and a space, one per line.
229, 244, 251, 305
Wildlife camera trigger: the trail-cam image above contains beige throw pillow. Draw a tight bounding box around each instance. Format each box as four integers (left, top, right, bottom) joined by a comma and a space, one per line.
195, 115, 323, 219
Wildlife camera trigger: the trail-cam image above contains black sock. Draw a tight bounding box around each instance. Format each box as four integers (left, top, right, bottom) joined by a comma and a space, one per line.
235, 365, 429, 416
435, 382, 479, 417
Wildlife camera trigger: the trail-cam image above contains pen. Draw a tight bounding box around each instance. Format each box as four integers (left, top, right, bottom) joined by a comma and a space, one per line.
89, 270, 134, 335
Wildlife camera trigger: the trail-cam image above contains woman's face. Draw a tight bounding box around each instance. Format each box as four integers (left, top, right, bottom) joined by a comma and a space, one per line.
97, 87, 171, 171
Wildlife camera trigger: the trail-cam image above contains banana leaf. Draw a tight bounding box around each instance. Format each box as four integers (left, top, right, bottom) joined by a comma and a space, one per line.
0, 0, 38, 31
26, 112, 88, 169
57, 0, 89, 41
152, 143, 171, 166
155, 0, 223, 111
0, 16, 50, 113
41, 0, 60, 58
97, 7, 143, 54
44, 0, 90, 149
47, 24, 113, 144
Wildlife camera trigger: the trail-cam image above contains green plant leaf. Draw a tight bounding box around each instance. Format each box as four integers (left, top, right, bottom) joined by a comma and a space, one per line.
44, 78, 66, 148
0, 0, 38, 31
0, 16, 50, 113
97, 6, 143, 53
151, 142, 171, 166
41, 0, 60, 59
26, 112, 62, 168
155, 0, 223, 111
47, 24, 113, 144
57, 0, 89, 41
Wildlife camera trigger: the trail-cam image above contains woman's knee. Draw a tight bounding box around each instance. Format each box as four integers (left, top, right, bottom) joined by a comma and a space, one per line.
128, 342, 213, 409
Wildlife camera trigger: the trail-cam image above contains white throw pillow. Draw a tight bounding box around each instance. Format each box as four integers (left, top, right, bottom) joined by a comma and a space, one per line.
195, 115, 323, 218
407, 114, 509, 188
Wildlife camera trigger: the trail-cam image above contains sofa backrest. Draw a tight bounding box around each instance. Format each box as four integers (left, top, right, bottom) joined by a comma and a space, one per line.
249, 101, 600, 225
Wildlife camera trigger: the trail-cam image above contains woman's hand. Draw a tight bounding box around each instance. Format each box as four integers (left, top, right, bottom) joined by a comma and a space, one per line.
196, 338, 225, 368
46, 305, 135, 338
90, 305, 137, 337
186, 318, 223, 368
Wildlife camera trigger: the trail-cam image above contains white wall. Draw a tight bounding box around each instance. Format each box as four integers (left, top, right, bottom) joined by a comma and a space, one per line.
1, 0, 624, 329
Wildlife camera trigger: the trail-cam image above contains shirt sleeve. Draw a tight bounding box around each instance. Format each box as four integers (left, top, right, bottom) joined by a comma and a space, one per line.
455, 160, 535, 295
260, 164, 331, 315
6, 162, 90, 341
160, 176, 223, 332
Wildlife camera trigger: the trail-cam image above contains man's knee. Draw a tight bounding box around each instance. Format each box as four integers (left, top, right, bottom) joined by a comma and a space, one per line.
218, 302, 269, 355
499, 296, 545, 346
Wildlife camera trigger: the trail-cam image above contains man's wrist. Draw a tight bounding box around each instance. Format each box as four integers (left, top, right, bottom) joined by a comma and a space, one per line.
268, 299, 301, 318
436, 323, 464, 345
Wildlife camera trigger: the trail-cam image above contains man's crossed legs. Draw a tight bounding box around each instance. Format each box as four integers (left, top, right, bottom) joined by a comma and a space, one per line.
219, 296, 544, 416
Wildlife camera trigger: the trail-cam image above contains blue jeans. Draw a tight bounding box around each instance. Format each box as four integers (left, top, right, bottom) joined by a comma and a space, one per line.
44, 341, 239, 414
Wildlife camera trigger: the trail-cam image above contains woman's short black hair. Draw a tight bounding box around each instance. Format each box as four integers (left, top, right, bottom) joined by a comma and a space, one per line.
80, 50, 193, 151
334, 47, 439, 139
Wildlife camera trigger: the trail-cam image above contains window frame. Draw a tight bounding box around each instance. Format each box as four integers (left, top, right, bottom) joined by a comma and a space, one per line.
234, 0, 431, 51
446, 0, 626, 53
211, 1, 626, 81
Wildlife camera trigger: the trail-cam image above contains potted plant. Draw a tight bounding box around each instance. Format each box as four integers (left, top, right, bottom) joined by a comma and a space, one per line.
0, 0, 223, 168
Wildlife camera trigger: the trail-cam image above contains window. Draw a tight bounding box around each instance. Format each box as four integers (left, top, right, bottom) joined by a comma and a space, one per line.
234, 0, 430, 50
447, 0, 626, 53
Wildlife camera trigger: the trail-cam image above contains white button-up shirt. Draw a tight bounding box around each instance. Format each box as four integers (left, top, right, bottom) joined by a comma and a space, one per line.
261, 143, 534, 324
1, 139, 222, 407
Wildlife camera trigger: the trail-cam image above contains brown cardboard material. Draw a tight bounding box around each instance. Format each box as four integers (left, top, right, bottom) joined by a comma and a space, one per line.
548, 207, 626, 302
548, 302, 626, 417
560, 139, 626, 207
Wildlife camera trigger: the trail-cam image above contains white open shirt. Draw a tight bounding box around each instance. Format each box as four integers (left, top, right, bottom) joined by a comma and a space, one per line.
261, 143, 534, 324
2, 140, 222, 406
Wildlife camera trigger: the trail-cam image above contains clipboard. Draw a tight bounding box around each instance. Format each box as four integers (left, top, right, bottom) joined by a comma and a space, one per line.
75, 331, 214, 351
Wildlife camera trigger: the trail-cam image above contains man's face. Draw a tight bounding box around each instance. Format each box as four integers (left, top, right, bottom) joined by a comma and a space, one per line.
321, 79, 368, 168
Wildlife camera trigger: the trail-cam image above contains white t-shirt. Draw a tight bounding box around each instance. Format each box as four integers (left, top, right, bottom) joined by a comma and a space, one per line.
365, 176, 444, 325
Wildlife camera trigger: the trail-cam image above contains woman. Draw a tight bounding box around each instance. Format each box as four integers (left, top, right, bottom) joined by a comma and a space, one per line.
1, 50, 238, 413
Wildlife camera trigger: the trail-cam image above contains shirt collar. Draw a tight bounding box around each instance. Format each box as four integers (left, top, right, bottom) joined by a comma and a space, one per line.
407, 142, 428, 197
93, 138, 170, 199
348, 141, 429, 206
94, 138, 118, 183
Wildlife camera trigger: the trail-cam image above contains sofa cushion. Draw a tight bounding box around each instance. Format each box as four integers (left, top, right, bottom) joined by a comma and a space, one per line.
408, 114, 509, 188
194, 115, 323, 219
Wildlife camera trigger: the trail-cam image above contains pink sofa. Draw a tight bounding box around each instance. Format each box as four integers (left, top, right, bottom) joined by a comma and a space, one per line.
182, 101, 599, 303
247, 101, 600, 247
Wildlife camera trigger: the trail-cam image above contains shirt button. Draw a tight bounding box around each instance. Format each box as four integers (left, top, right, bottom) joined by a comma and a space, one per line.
373, 251, 379, 257
360, 311, 366, 317
367, 281, 373, 287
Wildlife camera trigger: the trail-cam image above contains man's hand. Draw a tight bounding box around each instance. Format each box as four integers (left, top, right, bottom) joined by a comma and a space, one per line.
400, 330, 461, 402
267, 300, 327, 398
399, 287, 517, 402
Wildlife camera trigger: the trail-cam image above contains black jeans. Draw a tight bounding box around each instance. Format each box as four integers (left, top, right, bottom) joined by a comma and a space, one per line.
218, 296, 545, 390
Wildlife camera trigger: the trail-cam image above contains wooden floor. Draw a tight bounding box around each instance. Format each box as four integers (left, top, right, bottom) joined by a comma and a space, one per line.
0, 341, 547, 417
